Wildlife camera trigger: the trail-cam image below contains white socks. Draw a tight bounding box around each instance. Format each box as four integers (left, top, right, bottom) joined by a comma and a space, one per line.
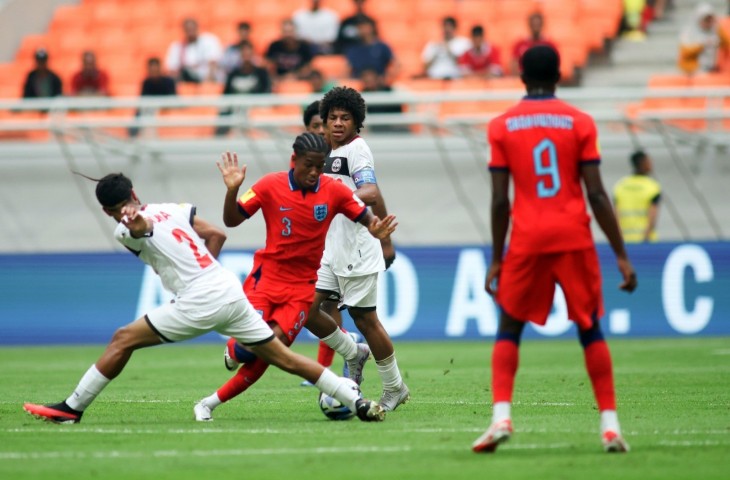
321, 328, 357, 361
600, 410, 621, 434
375, 354, 403, 391
200, 392, 223, 411
315, 369, 359, 412
65, 365, 111, 412
492, 402, 511, 423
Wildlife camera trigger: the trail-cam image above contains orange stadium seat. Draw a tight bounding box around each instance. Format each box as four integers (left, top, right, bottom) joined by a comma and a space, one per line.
251, 0, 301, 23
366, 0, 418, 23
498, 0, 541, 21
455, 0, 500, 27
311, 55, 350, 80
275, 80, 313, 94
49, 4, 92, 33
413, 0, 458, 21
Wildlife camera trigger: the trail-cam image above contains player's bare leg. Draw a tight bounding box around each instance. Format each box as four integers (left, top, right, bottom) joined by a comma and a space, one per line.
472, 312, 523, 453
349, 307, 409, 412
306, 292, 372, 386
578, 321, 629, 452
300, 299, 341, 387
24, 317, 163, 423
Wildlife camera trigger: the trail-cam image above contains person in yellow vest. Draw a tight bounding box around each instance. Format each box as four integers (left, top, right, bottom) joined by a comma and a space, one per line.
613, 151, 661, 242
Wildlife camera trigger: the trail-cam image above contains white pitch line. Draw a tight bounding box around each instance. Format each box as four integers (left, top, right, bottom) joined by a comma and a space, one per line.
0, 443, 572, 461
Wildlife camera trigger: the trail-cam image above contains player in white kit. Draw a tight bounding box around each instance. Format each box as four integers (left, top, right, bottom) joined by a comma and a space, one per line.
23, 172, 384, 423
304, 87, 409, 411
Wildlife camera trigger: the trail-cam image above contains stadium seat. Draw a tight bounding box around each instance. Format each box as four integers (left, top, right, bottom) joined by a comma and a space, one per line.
455, 0, 500, 27
275, 80, 313, 94
367, 0, 418, 23
413, 0, 458, 22
311, 56, 350, 80
49, 4, 92, 33
251, 0, 300, 24
498, 0, 541, 22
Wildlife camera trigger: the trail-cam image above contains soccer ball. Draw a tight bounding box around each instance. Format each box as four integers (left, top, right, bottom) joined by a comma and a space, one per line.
318, 378, 360, 421
318, 392, 355, 420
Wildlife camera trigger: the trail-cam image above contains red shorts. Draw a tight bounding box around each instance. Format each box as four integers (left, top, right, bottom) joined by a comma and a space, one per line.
495, 248, 604, 330
243, 274, 314, 344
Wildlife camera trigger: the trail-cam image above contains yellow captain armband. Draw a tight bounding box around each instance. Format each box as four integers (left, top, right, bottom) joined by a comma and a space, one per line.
239, 188, 256, 204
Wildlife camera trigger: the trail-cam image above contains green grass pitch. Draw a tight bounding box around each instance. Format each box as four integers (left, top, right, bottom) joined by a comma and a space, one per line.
1, 338, 728, 480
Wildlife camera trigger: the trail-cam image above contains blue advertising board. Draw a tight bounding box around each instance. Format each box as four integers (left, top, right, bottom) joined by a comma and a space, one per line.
0, 242, 728, 345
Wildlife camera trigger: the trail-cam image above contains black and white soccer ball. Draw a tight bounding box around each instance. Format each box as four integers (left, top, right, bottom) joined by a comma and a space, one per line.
318, 378, 360, 420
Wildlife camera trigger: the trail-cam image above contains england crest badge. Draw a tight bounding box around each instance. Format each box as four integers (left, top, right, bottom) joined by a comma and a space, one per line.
314, 204, 328, 222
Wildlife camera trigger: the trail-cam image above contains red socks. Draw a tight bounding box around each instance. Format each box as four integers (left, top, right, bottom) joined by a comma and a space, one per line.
216, 358, 270, 403
583, 340, 616, 411
491, 339, 520, 404
317, 341, 335, 368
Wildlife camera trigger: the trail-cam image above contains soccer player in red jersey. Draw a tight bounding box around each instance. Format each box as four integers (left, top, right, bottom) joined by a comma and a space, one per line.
193, 133, 396, 421
471, 46, 638, 454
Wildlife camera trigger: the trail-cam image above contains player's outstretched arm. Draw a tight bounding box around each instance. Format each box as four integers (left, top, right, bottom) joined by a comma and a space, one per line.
486, 170, 510, 295
354, 183, 379, 206
216, 151, 248, 227
192, 216, 227, 258
581, 164, 638, 293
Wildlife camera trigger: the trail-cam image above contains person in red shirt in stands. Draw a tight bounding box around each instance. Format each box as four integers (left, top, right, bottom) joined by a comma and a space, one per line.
510, 12, 558, 75
471, 45, 637, 454
193, 133, 396, 422
459, 25, 503, 78
70, 51, 110, 96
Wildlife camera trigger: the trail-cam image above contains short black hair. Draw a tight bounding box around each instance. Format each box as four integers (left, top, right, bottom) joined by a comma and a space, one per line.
521, 45, 560, 85
303, 101, 321, 127
443, 16, 457, 28
630, 150, 647, 170
96, 173, 133, 208
320, 86, 366, 132
237, 21, 251, 30
147, 57, 161, 67
292, 132, 329, 156
471, 25, 484, 36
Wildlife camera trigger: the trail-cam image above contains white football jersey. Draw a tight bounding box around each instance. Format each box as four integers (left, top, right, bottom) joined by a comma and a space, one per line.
115, 203, 244, 313
322, 136, 385, 277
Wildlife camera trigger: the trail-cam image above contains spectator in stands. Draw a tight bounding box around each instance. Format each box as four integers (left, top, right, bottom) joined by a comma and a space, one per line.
335, 0, 376, 54
266, 19, 313, 80
70, 51, 109, 96
293, 0, 340, 55
511, 12, 557, 74
360, 68, 405, 133
165, 18, 223, 83
678, 3, 729, 74
345, 17, 398, 82
22, 48, 62, 99
422, 17, 471, 80
221, 22, 253, 75
306, 69, 337, 93
216, 41, 272, 136
129, 57, 177, 138
458, 25, 503, 78
613, 150, 661, 243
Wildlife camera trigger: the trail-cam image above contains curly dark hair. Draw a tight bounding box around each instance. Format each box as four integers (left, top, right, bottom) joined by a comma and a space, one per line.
303, 100, 321, 128
319, 86, 366, 133
96, 173, 133, 208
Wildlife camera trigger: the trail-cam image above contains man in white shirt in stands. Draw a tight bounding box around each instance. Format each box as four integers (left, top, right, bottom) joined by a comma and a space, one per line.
422, 16, 471, 79
293, 0, 340, 55
165, 17, 223, 83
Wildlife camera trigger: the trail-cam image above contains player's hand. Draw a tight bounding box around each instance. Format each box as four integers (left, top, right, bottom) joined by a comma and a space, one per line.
617, 257, 637, 293
368, 214, 397, 240
120, 204, 150, 237
381, 236, 396, 269
485, 261, 501, 296
216, 151, 247, 191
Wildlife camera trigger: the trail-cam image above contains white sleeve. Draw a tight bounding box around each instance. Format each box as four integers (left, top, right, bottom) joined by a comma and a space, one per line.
203, 34, 223, 61
114, 222, 145, 252
165, 42, 181, 71
350, 142, 377, 187
422, 42, 436, 63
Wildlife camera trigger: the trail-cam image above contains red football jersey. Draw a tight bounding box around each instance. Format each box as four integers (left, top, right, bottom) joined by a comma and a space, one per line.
488, 96, 600, 254
238, 170, 367, 283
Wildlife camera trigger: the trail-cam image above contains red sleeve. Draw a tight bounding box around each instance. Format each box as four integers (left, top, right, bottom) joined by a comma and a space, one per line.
70, 73, 81, 95
577, 114, 601, 163
332, 181, 368, 222
457, 51, 469, 66
98, 70, 110, 95
237, 176, 268, 218
490, 45, 501, 66
487, 117, 508, 171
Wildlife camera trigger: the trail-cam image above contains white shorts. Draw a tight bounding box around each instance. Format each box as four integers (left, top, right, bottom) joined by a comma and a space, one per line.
146, 298, 274, 345
316, 262, 378, 309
